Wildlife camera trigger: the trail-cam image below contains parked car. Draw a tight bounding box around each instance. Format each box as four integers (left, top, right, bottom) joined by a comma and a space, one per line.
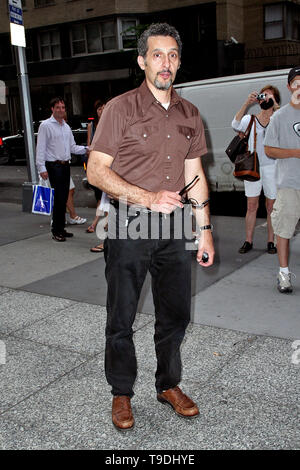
0, 125, 88, 165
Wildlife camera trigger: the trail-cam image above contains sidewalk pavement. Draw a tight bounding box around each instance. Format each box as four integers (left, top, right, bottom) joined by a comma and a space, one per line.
0, 202, 299, 450
0, 165, 97, 208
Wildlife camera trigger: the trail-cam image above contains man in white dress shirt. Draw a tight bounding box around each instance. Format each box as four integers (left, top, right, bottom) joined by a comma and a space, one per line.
36, 97, 88, 241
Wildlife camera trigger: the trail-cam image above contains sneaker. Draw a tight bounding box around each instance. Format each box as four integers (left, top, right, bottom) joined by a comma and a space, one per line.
277, 271, 293, 293
239, 241, 253, 254
66, 214, 87, 225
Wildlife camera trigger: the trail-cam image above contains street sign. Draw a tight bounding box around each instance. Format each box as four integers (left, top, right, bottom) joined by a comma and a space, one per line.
8, 0, 26, 47
9, 0, 23, 25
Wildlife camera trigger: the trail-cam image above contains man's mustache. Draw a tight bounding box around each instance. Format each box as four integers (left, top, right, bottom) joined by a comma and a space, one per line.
157, 69, 172, 75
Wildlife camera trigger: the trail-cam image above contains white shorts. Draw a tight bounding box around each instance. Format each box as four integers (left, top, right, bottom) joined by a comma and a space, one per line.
69, 176, 75, 190
244, 164, 277, 199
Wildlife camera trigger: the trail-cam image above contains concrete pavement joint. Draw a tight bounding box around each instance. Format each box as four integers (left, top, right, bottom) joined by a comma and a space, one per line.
0, 290, 78, 339
0, 353, 100, 418
7, 333, 97, 360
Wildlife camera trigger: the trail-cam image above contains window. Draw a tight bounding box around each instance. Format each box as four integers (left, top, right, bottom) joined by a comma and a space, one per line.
286, 3, 300, 40
118, 19, 138, 49
264, 2, 300, 40
34, 0, 55, 6
71, 21, 117, 55
39, 30, 61, 60
264, 4, 284, 40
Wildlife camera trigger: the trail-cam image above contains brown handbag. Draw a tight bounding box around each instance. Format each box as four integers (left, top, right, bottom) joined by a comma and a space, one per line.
233, 117, 260, 182
225, 115, 255, 164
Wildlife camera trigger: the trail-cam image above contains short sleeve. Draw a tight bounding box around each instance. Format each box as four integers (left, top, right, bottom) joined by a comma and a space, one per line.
264, 114, 280, 148
90, 100, 127, 158
185, 113, 207, 159
231, 114, 251, 133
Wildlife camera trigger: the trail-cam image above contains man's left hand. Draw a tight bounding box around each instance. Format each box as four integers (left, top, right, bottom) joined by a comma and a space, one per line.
196, 231, 215, 267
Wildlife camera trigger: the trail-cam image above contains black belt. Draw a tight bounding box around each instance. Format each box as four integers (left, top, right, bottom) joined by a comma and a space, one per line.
46, 160, 70, 165
110, 199, 178, 216
110, 199, 151, 213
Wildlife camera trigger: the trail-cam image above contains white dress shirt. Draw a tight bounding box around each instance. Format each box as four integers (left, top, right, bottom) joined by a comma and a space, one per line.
36, 115, 87, 173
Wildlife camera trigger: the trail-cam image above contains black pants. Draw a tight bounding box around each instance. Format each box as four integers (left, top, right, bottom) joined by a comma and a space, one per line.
46, 161, 70, 235
104, 210, 192, 397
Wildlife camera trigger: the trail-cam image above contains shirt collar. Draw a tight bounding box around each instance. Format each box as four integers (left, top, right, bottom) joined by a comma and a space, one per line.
138, 80, 181, 115
50, 115, 65, 125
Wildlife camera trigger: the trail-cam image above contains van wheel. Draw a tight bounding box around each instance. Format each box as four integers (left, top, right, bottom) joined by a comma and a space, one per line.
0, 150, 10, 165
8, 153, 17, 165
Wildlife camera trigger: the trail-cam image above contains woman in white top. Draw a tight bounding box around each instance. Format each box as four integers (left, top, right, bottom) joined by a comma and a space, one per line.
232, 85, 281, 254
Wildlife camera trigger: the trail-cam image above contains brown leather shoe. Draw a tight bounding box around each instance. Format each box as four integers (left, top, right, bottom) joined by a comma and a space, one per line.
157, 386, 199, 418
112, 396, 134, 430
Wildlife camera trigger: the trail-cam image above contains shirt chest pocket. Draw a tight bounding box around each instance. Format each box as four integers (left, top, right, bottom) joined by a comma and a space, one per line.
177, 125, 196, 153
127, 124, 159, 145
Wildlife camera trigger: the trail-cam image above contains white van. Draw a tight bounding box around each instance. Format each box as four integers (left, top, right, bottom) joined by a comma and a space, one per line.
174, 69, 291, 191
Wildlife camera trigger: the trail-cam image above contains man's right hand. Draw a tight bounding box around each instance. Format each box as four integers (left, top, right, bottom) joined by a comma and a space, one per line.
40, 171, 48, 180
149, 190, 183, 214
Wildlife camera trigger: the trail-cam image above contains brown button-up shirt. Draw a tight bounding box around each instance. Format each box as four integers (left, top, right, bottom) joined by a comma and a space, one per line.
91, 80, 207, 192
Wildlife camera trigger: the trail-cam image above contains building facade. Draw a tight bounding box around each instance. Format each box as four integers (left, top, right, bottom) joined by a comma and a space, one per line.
0, 0, 299, 133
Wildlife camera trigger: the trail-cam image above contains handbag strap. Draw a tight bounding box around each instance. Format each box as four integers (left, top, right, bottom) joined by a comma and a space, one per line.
253, 117, 257, 153
244, 114, 255, 139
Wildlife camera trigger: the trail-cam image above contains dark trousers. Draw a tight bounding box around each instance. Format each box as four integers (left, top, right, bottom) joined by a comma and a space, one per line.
104, 212, 192, 397
46, 161, 70, 235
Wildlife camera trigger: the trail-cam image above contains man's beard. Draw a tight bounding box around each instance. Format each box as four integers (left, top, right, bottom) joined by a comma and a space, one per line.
154, 71, 173, 90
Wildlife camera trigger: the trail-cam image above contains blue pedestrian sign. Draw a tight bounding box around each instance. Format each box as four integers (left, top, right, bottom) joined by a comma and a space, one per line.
9, 0, 23, 26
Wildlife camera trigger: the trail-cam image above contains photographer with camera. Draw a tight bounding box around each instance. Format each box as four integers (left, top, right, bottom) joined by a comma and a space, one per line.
231, 85, 281, 254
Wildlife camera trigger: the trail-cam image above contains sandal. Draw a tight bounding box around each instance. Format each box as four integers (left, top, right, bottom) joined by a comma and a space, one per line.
67, 215, 87, 225
90, 244, 104, 253
267, 242, 277, 254
86, 225, 95, 233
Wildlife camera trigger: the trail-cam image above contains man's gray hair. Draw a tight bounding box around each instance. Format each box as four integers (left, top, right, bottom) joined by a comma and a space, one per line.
137, 23, 182, 59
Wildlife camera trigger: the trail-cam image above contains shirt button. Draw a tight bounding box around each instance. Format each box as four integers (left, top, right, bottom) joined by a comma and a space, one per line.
167, 134, 171, 139
166, 176, 170, 180
187, 135, 191, 139
166, 114, 169, 118
167, 155, 171, 160
143, 133, 147, 138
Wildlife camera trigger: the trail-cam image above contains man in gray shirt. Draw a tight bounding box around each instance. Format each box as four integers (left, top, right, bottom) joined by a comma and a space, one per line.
264, 66, 300, 293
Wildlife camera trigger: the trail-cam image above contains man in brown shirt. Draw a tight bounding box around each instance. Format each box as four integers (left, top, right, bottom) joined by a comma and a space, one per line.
88, 23, 214, 430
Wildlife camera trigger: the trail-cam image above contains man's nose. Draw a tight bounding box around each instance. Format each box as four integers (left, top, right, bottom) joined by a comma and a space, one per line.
162, 54, 170, 68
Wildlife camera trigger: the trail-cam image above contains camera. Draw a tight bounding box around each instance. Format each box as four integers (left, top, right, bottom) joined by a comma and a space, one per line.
257, 93, 266, 100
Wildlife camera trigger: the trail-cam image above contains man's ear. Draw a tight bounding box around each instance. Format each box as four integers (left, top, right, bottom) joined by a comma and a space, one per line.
137, 55, 146, 71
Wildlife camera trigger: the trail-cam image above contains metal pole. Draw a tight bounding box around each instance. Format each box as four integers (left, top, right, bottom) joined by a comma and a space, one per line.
15, 45, 37, 184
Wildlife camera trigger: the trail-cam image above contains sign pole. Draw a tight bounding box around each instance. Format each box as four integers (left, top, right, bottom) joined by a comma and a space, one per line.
9, 0, 38, 212
15, 46, 37, 184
